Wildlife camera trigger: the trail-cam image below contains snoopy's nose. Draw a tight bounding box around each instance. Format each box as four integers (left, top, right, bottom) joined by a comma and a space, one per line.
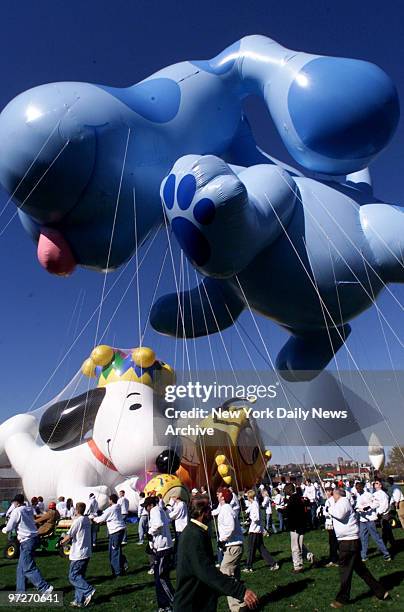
156, 450, 181, 474
0, 83, 96, 223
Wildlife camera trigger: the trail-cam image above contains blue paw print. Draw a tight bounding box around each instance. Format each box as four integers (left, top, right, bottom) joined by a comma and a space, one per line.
162, 173, 216, 267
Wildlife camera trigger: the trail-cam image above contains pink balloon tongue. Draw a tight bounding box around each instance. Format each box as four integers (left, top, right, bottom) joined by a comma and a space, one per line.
37, 228, 77, 275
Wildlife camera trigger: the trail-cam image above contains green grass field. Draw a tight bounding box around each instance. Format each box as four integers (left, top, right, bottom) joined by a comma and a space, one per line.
0, 526, 403, 611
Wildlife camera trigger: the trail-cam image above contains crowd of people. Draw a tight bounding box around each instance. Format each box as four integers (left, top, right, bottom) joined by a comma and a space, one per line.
1, 474, 403, 610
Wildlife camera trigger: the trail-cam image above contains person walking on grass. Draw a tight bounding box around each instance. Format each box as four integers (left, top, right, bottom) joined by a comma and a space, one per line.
216, 487, 245, 612
60, 502, 95, 608
118, 490, 130, 545
284, 483, 314, 573
373, 480, 395, 553
355, 482, 391, 562
93, 493, 126, 577
174, 495, 258, 612
261, 489, 276, 535
242, 490, 279, 573
145, 495, 175, 612
84, 493, 99, 549
2, 494, 54, 595
324, 487, 339, 567
329, 488, 389, 608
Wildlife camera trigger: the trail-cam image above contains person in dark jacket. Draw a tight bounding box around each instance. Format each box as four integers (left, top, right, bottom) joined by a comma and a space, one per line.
174, 495, 258, 612
284, 484, 315, 573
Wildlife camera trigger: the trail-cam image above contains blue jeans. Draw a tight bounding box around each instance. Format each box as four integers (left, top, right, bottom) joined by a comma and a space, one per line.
109, 529, 125, 576
277, 510, 284, 531
122, 516, 128, 543
360, 521, 390, 560
138, 515, 148, 543
69, 559, 93, 604
91, 523, 98, 547
16, 536, 48, 593
266, 514, 277, 533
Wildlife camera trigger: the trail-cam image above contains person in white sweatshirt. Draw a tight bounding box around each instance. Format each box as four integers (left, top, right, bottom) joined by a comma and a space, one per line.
2, 494, 53, 595
118, 490, 130, 545
355, 482, 390, 562
146, 495, 174, 611
261, 489, 276, 535
169, 495, 188, 564
216, 487, 245, 612
373, 480, 395, 552
243, 490, 279, 573
84, 493, 99, 548
329, 488, 388, 608
93, 493, 126, 577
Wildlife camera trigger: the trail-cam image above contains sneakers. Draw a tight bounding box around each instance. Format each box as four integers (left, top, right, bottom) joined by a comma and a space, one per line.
293, 567, 304, 574
307, 552, 315, 564
83, 589, 96, 607
330, 601, 344, 609
377, 592, 389, 601
69, 603, 83, 609
42, 586, 54, 596
137, 541, 144, 545
147, 568, 154, 575
384, 556, 392, 562
242, 568, 253, 573
361, 557, 368, 562
326, 562, 339, 567
270, 563, 279, 571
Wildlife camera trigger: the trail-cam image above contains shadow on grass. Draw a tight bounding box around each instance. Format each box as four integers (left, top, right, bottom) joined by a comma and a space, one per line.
349, 571, 404, 604
94, 581, 153, 604
258, 578, 314, 607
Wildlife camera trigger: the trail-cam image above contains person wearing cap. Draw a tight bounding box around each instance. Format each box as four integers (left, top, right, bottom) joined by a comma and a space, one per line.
329, 488, 388, 608
2, 494, 53, 594
84, 493, 99, 548
93, 493, 126, 577
216, 487, 245, 612
60, 502, 95, 608
174, 495, 258, 612
35, 502, 60, 537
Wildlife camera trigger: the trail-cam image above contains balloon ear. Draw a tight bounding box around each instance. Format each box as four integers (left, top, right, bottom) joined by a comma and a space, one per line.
39, 388, 106, 450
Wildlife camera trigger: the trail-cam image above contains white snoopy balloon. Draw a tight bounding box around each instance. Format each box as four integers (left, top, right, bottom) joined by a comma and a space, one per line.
0, 346, 180, 509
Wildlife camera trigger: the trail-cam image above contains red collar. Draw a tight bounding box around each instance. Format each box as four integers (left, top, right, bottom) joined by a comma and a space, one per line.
87, 439, 117, 472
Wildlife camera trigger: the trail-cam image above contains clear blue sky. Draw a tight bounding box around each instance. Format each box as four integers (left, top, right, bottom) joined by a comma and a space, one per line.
0, 0, 403, 466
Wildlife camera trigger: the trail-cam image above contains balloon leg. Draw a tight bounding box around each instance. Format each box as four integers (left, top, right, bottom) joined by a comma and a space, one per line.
276, 324, 351, 381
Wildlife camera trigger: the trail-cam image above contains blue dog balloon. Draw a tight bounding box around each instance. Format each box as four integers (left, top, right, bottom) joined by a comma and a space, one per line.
0, 35, 402, 379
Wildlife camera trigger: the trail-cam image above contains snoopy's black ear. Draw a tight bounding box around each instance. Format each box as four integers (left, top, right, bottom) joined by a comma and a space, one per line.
39, 388, 106, 450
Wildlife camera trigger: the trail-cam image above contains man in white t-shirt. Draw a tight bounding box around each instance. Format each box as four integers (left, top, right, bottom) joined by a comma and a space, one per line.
56, 496, 68, 519
373, 480, 395, 552
94, 493, 126, 577
118, 490, 130, 545
2, 494, 53, 595
355, 482, 390, 562
84, 493, 99, 548
329, 488, 388, 608
146, 495, 174, 611
61, 502, 95, 607
168, 495, 188, 563
216, 487, 245, 612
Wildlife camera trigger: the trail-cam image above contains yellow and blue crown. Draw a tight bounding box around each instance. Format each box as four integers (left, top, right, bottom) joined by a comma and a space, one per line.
81, 345, 174, 391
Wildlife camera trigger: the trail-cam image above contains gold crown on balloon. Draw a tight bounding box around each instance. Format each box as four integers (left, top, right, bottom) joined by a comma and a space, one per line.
81, 345, 175, 391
